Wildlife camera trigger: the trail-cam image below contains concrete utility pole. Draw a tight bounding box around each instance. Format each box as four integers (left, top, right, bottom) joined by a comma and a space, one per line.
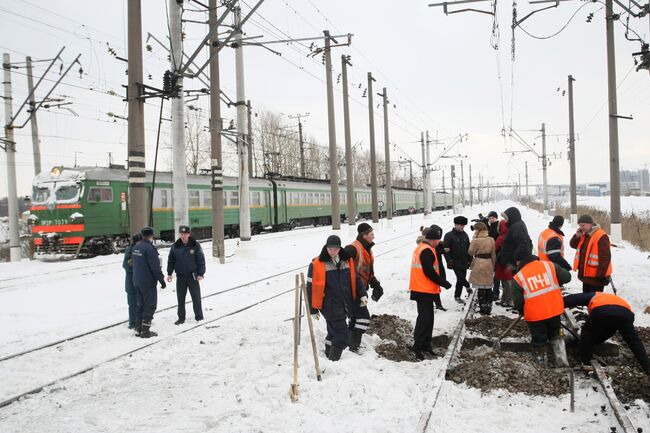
605, 0, 622, 242
209, 0, 224, 263
469, 163, 473, 207
127, 0, 148, 235
421, 132, 430, 215
324, 31, 340, 230
247, 100, 254, 177
379, 87, 393, 220
288, 113, 309, 177
541, 123, 548, 216
425, 130, 432, 216
235, 7, 251, 240
367, 72, 379, 223
170, 0, 189, 239
525, 160, 529, 199
451, 165, 456, 211
3, 53, 20, 262
442, 168, 446, 194
460, 159, 465, 207
25, 56, 41, 176
568, 75, 578, 226
341, 55, 356, 231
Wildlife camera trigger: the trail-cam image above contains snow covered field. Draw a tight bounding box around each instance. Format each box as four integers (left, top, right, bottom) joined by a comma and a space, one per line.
546, 194, 650, 215
1, 201, 649, 433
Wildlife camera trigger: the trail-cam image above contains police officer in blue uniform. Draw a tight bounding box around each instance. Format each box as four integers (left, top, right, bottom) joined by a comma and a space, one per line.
122, 233, 143, 329
132, 227, 166, 338
167, 225, 206, 325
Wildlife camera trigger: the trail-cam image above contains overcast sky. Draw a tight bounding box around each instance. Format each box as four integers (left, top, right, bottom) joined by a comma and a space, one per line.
1, 0, 649, 199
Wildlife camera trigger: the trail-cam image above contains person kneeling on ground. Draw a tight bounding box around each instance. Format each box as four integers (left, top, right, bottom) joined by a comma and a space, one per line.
512, 245, 571, 364
468, 222, 496, 315
564, 292, 650, 375
306, 235, 365, 361
410, 225, 453, 361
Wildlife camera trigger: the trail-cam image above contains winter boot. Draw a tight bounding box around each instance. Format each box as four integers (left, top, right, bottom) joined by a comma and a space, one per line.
349, 331, 363, 353
325, 342, 331, 358
328, 345, 343, 361
134, 321, 143, 337
455, 297, 466, 305
433, 294, 447, 311
550, 336, 569, 368
174, 319, 185, 325
532, 346, 547, 367
139, 322, 158, 338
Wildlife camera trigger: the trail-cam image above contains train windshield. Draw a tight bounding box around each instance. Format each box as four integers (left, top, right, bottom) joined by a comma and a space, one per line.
32, 185, 52, 204
54, 183, 81, 203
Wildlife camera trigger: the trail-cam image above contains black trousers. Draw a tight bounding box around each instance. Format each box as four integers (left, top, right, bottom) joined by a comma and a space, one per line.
176, 274, 203, 321
414, 300, 435, 351
581, 315, 650, 372
135, 285, 158, 324
453, 269, 469, 298
527, 315, 561, 347
582, 282, 604, 293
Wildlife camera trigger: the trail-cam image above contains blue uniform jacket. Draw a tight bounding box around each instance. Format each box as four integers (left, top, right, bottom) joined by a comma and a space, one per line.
132, 239, 165, 287
122, 245, 135, 292
306, 246, 366, 321
166, 237, 206, 276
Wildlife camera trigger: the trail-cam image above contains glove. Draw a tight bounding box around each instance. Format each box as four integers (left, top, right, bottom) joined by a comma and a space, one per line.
311, 311, 320, 321
359, 296, 368, 308
371, 285, 384, 302
160, 281, 166, 289
443, 281, 452, 290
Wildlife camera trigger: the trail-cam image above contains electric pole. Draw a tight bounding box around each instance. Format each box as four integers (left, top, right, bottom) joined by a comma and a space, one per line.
127, 0, 148, 235
25, 56, 41, 175
288, 112, 309, 178
324, 31, 340, 230
541, 122, 548, 216
235, 6, 251, 240
367, 72, 378, 223
209, 0, 225, 263
379, 87, 392, 221
247, 100, 254, 177
451, 165, 456, 211
424, 130, 431, 216
421, 132, 427, 213
568, 74, 578, 226
341, 54, 355, 230
460, 159, 465, 207
525, 160, 529, 198
605, 0, 622, 242
469, 163, 473, 207
170, 0, 189, 239
3, 53, 20, 262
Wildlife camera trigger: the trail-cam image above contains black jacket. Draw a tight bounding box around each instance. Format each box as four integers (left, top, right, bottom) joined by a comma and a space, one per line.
167, 237, 206, 276
488, 221, 499, 241
343, 235, 379, 288
545, 224, 572, 271
306, 246, 366, 321
498, 207, 532, 267
443, 228, 471, 270
132, 239, 165, 287
563, 292, 634, 320
411, 244, 452, 302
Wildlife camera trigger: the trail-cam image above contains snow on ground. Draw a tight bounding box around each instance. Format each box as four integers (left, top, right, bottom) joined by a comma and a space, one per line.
544, 194, 650, 215
1, 202, 649, 433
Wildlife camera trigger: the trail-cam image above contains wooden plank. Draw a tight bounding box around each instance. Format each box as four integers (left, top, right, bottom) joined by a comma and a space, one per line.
591, 361, 638, 433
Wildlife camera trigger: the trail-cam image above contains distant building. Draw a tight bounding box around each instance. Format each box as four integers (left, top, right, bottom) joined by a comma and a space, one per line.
639, 169, 650, 192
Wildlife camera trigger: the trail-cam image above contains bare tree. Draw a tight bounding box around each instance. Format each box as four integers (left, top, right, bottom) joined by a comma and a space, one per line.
185, 109, 210, 175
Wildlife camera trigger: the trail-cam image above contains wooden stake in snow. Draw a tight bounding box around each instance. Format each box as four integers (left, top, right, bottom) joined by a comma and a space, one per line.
301, 272, 322, 381
290, 274, 300, 403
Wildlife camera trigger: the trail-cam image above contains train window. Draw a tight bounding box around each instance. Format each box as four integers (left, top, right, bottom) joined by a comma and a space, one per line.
251, 191, 261, 206
299, 193, 306, 205
318, 193, 325, 205
87, 187, 113, 203
161, 190, 169, 208
32, 185, 51, 204
189, 190, 200, 207
229, 191, 239, 206
55, 183, 81, 203
202, 190, 212, 208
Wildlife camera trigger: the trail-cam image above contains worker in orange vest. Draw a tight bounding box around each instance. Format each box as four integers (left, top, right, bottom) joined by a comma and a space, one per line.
409, 224, 452, 361
569, 214, 612, 293
564, 292, 650, 374
343, 223, 382, 353
537, 215, 571, 271
512, 245, 571, 363
306, 235, 365, 361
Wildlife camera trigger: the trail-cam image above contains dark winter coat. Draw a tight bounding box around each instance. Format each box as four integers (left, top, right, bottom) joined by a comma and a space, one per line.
167, 237, 206, 277
410, 240, 452, 302
512, 255, 572, 316
306, 246, 366, 321
495, 220, 513, 281
132, 239, 166, 287
563, 292, 634, 321
343, 235, 379, 289
544, 224, 572, 271
498, 207, 532, 268
488, 220, 499, 241
122, 245, 135, 293
443, 228, 471, 270
569, 224, 612, 286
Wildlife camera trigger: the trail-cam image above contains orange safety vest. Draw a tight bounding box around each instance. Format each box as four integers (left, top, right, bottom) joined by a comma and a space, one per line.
310, 257, 357, 310
538, 227, 564, 262
409, 242, 441, 295
351, 240, 374, 288
514, 260, 564, 322
572, 228, 613, 278
588, 292, 633, 314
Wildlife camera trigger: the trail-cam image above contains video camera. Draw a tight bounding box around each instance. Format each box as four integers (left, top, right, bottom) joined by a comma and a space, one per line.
470, 213, 489, 231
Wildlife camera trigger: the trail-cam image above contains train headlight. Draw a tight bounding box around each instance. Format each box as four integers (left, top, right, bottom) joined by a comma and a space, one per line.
70, 212, 85, 224
50, 166, 62, 178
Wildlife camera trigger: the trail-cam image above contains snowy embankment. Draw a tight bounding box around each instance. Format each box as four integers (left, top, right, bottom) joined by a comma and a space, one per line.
1, 202, 649, 433
544, 194, 650, 215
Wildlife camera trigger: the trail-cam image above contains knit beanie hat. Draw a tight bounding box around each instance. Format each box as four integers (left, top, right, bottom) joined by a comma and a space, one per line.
357, 222, 373, 235
425, 225, 443, 240
577, 215, 594, 224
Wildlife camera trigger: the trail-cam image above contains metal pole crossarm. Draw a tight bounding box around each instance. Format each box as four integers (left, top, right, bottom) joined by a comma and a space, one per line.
248, 34, 353, 46
513, 3, 561, 28
8, 46, 65, 127
428, 0, 494, 15
430, 133, 468, 166
18, 53, 81, 129
191, 0, 265, 78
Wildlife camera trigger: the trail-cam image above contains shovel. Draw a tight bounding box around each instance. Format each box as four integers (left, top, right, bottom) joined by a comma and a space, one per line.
492, 314, 523, 350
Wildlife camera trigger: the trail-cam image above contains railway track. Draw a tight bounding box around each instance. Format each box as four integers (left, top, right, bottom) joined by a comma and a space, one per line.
0, 230, 418, 410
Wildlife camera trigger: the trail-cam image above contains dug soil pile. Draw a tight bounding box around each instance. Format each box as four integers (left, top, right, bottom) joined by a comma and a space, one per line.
447, 349, 569, 396
608, 365, 650, 404
368, 314, 447, 362
465, 315, 528, 339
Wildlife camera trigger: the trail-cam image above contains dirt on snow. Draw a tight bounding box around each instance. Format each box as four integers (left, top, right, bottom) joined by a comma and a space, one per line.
465, 315, 528, 339
367, 314, 448, 362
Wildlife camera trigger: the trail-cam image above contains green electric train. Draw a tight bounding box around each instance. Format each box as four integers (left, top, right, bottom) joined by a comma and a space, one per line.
28, 166, 454, 257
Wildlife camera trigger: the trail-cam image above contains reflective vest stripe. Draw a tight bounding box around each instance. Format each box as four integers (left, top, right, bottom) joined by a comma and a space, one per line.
352, 240, 373, 287
538, 228, 564, 262
409, 243, 441, 295
587, 292, 633, 314
514, 260, 564, 322
572, 228, 612, 278
310, 257, 357, 310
